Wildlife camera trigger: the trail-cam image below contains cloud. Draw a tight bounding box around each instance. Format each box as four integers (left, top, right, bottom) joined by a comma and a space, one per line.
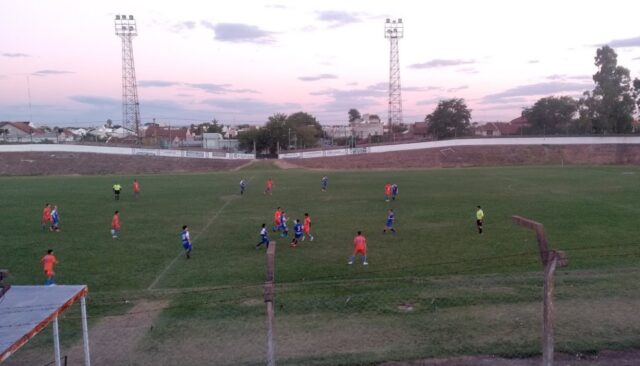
605, 36, 640, 48
447, 85, 469, 92
458, 67, 479, 74
298, 74, 338, 81
316, 11, 362, 27
201, 21, 275, 44
189, 83, 258, 94
138, 80, 182, 88
546, 74, 592, 81
416, 97, 445, 106
633, 56, 640, 60
409, 59, 475, 69
265, 4, 287, 9
138, 80, 257, 94
528, 60, 539, 64
171, 21, 197, 32
202, 98, 299, 114
3, 52, 30, 58
482, 81, 592, 104
32, 69, 74, 77
311, 83, 387, 113
69, 96, 120, 107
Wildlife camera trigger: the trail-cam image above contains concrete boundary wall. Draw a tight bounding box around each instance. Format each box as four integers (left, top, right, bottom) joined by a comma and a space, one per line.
278, 136, 640, 159
0, 144, 255, 160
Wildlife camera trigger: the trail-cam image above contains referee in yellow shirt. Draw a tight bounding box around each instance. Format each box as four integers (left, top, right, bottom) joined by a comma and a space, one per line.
476, 206, 484, 234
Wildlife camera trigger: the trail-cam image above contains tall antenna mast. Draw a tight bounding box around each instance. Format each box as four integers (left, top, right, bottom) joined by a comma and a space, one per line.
114, 14, 141, 142
385, 18, 404, 138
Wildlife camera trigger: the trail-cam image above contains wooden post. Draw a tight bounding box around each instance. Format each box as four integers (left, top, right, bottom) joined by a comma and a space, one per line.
512, 216, 568, 366
264, 241, 276, 366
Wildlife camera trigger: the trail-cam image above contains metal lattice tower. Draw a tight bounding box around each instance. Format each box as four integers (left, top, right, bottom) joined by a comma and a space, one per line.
114, 14, 141, 141
385, 18, 404, 132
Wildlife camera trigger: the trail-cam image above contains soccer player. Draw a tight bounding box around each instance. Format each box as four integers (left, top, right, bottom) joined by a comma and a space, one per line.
111, 210, 121, 238
181, 225, 193, 259
41, 249, 58, 285
273, 207, 282, 232
256, 223, 270, 249
50, 205, 60, 232
41, 203, 51, 231
278, 211, 289, 237
348, 231, 368, 265
302, 213, 314, 241
290, 219, 303, 248
391, 184, 399, 201
384, 183, 392, 202
476, 206, 484, 234
264, 178, 273, 195
113, 183, 122, 201
133, 179, 140, 199
240, 178, 247, 195
321, 176, 328, 192
383, 209, 396, 235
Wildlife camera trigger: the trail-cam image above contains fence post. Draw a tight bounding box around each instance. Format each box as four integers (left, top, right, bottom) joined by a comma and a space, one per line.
264, 241, 276, 366
512, 216, 568, 366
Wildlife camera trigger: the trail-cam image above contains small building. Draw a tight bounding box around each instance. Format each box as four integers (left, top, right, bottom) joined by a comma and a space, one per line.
0, 122, 35, 142
203, 133, 239, 150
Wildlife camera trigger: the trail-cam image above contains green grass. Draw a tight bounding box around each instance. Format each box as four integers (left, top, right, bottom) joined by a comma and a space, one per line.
3, 164, 640, 365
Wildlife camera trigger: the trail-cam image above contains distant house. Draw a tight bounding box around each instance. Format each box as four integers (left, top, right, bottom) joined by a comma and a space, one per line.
0, 121, 35, 142
143, 124, 198, 148
411, 122, 429, 138
475, 118, 528, 137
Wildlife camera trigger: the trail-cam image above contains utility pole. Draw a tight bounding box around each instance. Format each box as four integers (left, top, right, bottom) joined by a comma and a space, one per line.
114, 14, 141, 143
512, 216, 568, 366
264, 241, 276, 366
385, 18, 404, 141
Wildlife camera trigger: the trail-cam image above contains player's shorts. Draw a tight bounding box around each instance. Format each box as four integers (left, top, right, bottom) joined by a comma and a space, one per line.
476, 220, 483, 226
45, 269, 54, 277
386, 220, 393, 227
295, 233, 303, 239
354, 245, 366, 255
182, 242, 192, 250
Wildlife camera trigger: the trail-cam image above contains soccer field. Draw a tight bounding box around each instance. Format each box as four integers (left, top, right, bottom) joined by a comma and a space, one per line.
3, 163, 640, 365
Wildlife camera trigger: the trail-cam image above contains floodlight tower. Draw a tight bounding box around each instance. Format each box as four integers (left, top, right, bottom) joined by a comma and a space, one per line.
385, 18, 404, 136
114, 14, 141, 141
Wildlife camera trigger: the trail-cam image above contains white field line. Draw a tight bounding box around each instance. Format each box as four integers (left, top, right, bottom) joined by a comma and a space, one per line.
147, 175, 254, 290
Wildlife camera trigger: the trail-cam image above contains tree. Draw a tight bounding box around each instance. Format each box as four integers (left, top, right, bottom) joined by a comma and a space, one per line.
522, 96, 577, 135
348, 108, 361, 123
190, 119, 223, 135
425, 98, 472, 139
581, 46, 635, 134
285, 112, 322, 149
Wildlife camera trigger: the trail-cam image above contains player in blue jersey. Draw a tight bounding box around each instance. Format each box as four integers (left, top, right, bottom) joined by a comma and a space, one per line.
391, 184, 399, 201
256, 223, 270, 249
321, 176, 328, 192
240, 178, 247, 195
278, 211, 289, 237
290, 219, 304, 248
50, 205, 60, 232
383, 209, 396, 234
181, 225, 192, 259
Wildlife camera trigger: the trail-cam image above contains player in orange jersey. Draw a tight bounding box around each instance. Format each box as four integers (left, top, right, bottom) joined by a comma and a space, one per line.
41, 203, 51, 231
273, 207, 282, 232
348, 231, 368, 265
111, 210, 121, 238
133, 179, 140, 199
264, 178, 273, 195
384, 183, 392, 202
302, 213, 314, 241
41, 249, 58, 285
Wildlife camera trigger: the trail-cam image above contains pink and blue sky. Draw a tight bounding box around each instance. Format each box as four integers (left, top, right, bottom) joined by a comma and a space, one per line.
1, 0, 640, 127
